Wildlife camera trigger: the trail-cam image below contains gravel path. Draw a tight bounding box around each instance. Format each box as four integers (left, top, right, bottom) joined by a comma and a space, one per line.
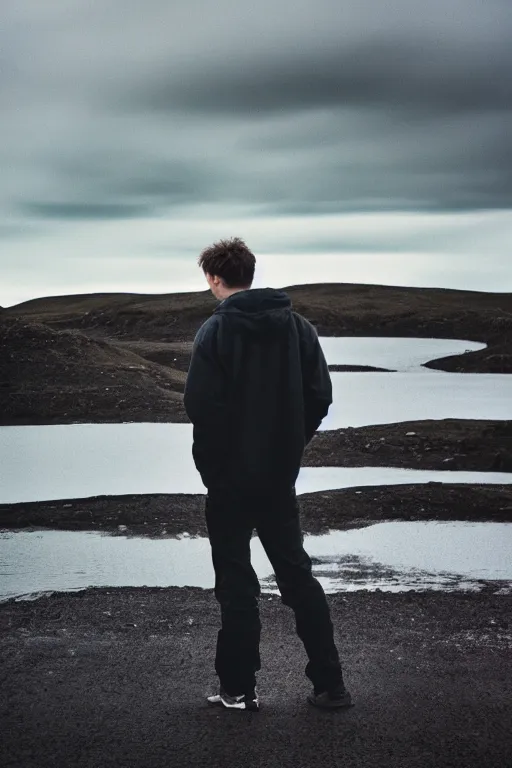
1, 587, 510, 768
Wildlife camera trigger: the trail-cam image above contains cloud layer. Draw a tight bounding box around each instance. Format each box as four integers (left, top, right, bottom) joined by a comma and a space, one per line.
1, 0, 511, 303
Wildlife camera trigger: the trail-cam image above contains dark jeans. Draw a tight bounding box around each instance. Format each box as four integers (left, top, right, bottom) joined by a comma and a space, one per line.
205, 485, 344, 696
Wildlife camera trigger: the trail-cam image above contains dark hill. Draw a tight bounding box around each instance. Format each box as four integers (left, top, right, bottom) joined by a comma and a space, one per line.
6, 283, 511, 372
2, 283, 511, 425
0, 318, 187, 425
7, 283, 512, 340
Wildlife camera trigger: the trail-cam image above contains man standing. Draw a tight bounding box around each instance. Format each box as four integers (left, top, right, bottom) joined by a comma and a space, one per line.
184, 237, 351, 712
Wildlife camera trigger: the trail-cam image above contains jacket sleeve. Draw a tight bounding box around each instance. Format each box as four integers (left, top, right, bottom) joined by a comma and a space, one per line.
300, 320, 333, 444
183, 319, 229, 489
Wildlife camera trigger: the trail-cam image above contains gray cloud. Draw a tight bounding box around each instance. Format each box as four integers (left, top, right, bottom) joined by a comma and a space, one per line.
136, 37, 512, 117
20, 202, 152, 221
0, 0, 511, 235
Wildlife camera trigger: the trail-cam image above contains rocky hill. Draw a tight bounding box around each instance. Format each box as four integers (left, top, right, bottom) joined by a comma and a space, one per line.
0, 318, 187, 425
6, 283, 512, 373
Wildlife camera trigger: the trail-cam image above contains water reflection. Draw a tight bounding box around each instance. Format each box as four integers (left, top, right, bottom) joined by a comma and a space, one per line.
1, 521, 510, 601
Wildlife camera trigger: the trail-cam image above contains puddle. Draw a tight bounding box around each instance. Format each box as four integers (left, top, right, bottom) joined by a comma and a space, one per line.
319, 337, 485, 371
1, 522, 510, 601
0, 424, 511, 504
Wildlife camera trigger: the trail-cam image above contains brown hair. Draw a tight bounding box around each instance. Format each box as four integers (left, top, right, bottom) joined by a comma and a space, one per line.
198, 237, 256, 288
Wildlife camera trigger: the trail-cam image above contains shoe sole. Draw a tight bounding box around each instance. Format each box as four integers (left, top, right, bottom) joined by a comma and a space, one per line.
307, 693, 354, 710
207, 694, 259, 712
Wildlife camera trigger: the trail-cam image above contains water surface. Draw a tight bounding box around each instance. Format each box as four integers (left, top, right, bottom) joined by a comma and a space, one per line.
325, 372, 512, 428
1, 426, 511, 504
319, 337, 485, 371
1, 522, 510, 601
1, 336, 510, 502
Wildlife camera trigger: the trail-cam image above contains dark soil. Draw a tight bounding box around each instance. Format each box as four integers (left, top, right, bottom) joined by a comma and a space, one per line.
1, 484, 510, 537
1, 587, 510, 768
7, 283, 512, 350
0, 318, 187, 425
6, 282, 512, 361
425, 338, 512, 373
112, 340, 194, 373
304, 419, 512, 472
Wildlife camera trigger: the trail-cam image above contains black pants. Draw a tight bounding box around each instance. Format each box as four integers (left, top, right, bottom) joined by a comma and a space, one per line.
205, 485, 344, 696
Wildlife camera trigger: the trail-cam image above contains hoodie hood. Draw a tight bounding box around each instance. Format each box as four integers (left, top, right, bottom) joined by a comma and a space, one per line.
214, 288, 292, 336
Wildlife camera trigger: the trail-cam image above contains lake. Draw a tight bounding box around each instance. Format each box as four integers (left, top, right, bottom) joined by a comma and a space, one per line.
1, 335, 510, 601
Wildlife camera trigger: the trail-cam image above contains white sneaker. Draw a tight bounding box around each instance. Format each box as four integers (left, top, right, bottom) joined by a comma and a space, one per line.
207, 687, 259, 712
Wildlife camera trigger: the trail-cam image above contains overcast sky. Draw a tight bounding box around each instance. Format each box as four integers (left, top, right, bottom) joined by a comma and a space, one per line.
2, 0, 511, 306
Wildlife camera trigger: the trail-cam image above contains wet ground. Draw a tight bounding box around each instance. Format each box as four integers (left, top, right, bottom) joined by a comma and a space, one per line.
1, 587, 510, 768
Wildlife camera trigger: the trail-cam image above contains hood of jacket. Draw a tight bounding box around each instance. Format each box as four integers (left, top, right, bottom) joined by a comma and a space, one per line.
214, 288, 292, 336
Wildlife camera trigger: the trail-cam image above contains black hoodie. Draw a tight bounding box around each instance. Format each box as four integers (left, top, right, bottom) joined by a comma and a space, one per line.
184, 288, 332, 492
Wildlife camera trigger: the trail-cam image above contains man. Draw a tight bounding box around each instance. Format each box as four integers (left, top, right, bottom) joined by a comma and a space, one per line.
184, 237, 351, 712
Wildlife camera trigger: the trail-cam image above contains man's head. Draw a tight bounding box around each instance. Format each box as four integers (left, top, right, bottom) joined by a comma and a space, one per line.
198, 237, 256, 300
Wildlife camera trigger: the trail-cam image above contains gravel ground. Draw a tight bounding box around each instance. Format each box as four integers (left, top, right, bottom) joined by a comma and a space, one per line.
303, 420, 512, 472
1, 484, 511, 536
1, 587, 510, 768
